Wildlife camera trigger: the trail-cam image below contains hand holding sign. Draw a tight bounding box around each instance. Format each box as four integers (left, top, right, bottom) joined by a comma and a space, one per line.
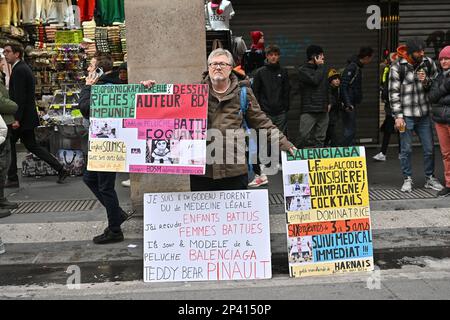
141, 80, 156, 88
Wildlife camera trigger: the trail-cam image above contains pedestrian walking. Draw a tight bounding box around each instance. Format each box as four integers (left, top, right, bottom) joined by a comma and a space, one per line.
389, 37, 444, 192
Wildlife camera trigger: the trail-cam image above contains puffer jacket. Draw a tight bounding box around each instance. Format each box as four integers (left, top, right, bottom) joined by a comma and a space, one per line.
429, 69, 450, 124
298, 62, 328, 113
202, 72, 293, 179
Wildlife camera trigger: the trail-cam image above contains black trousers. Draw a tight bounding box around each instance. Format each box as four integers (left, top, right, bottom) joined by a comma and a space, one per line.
83, 170, 124, 232
8, 129, 63, 181
190, 174, 248, 191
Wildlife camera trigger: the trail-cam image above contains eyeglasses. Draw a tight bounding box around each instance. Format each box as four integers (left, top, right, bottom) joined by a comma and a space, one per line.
208, 62, 232, 69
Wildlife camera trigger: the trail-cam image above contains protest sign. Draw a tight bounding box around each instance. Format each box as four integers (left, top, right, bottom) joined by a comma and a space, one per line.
282, 147, 374, 277
87, 84, 208, 174
143, 190, 272, 282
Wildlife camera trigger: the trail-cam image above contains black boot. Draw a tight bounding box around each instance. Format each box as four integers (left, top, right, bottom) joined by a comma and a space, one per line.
57, 168, 70, 184
0, 199, 19, 210
93, 227, 124, 244
121, 209, 136, 224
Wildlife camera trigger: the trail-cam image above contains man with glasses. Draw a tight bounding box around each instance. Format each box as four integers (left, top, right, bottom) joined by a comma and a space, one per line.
190, 48, 296, 191
3, 43, 69, 188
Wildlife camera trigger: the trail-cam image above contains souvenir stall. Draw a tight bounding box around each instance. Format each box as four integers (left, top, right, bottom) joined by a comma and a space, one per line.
0, 0, 127, 177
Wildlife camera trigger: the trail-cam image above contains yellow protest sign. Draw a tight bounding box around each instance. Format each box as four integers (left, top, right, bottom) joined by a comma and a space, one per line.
87, 140, 127, 172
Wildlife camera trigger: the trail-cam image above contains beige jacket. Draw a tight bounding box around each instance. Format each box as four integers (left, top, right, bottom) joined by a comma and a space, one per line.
202, 72, 293, 179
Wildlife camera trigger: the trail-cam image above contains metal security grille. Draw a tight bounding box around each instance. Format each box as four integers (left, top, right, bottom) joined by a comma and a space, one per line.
269, 193, 285, 205
270, 188, 436, 205
11, 200, 99, 214
369, 188, 436, 201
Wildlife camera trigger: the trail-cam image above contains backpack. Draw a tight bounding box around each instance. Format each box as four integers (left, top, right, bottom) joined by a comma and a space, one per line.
340, 62, 360, 87
239, 86, 257, 175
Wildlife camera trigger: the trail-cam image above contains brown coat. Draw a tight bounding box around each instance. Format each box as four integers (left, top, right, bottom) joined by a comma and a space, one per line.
202, 72, 293, 179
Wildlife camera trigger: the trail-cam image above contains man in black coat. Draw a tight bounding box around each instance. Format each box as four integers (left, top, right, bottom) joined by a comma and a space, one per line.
340, 46, 374, 146
3, 43, 68, 187
296, 45, 329, 148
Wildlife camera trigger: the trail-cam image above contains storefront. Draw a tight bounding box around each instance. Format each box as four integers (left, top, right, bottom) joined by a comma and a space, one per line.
0, 0, 127, 177
231, 0, 380, 143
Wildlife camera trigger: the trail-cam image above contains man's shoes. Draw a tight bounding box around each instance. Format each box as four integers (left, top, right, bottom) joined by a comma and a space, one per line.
401, 176, 413, 193
121, 209, 136, 224
424, 176, 444, 191
57, 168, 70, 184
0, 199, 18, 210
248, 174, 269, 188
0, 208, 12, 219
93, 228, 124, 244
4, 180, 19, 188
373, 152, 386, 162
121, 179, 130, 187
437, 187, 450, 197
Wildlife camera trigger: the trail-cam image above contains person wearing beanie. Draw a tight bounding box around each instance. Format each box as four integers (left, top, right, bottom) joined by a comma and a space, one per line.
242, 31, 265, 77
340, 46, 374, 147
389, 37, 443, 193
296, 45, 329, 148
324, 68, 343, 147
428, 45, 450, 197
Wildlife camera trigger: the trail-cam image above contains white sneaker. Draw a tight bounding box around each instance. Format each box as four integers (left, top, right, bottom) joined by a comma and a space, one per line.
401, 177, 413, 192
373, 152, 386, 161
424, 176, 444, 191
121, 179, 130, 187
248, 174, 269, 188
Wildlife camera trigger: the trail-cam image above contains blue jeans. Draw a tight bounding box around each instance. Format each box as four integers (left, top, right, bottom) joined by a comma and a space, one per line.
341, 109, 356, 146
83, 170, 123, 232
399, 116, 435, 178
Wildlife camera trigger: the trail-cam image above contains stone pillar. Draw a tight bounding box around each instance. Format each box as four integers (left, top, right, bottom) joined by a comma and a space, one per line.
124, 0, 206, 213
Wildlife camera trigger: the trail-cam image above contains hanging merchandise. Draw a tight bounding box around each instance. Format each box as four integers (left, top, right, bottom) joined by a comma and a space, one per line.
41, 0, 72, 25
0, 0, 20, 27
205, 0, 235, 31
77, 0, 96, 23
95, 0, 125, 26
21, 0, 39, 24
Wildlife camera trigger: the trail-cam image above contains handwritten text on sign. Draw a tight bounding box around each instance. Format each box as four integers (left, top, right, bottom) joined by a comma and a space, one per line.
282, 147, 374, 277
143, 190, 272, 283
88, 84, 208, 174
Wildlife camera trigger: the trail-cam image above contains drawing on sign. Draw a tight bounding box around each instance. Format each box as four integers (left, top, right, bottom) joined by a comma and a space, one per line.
88, 84, 208, 174
147, 139, 173, 164
282, 147, 374, 277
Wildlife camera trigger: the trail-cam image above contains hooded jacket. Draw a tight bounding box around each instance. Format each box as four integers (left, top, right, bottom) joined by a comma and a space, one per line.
252, 62, 290, 116
389, 45, 438, 118
79, 72, 123, 119
298, 62, 328, 113
341, 55, 363, 107
202, 72, 293, 179
429, 69, 450, 124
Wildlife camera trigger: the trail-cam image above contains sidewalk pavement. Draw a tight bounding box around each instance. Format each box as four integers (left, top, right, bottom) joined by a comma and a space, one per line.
0, 146, 448, 284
